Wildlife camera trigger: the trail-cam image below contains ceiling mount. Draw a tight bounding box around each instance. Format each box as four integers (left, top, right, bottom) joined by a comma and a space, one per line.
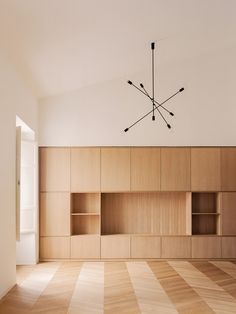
124, 42, 184, 132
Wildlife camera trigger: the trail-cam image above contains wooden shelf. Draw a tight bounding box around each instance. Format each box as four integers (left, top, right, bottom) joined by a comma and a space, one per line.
71, 213, 100, 216
192, 213, 220, 215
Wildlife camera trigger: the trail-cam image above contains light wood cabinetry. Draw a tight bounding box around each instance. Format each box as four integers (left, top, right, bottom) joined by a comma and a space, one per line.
131, 236, 161, 258
161, 237, 191, 258
101, 235, 130, 258
71, 235, 100, 258
39, 146, 236, 260
221, 192, 236, 235
130, 147, 160, 191
40, 192, 70, 236
222, 237, 236, 258
191, 236, 221, 258
161, 148, 190, 191
221, 148, 236, 191
101, 147, 130, 191
191, 148, 221, 191
71, 148, 100, 192
40, 147, 70, 192
40, 237, 70, 259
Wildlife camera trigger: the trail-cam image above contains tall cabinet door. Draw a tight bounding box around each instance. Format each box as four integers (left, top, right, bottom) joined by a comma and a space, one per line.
221, 148, 236, 191
40, 147, 70, 192
131, 147, 160, 191
161, 148, 190, 191
191, 148, 221, 191
101, 148, 130, 191
71, 148, 100, 192
221, 192, 236, 235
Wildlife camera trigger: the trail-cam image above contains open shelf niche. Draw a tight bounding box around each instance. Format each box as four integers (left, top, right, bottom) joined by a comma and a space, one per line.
71, 193, 101, 235
101, 192, 191, 236
192, 192, 221, 235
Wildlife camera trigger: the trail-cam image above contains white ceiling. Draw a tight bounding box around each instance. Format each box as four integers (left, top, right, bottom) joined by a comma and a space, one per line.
0, 0, 235, 98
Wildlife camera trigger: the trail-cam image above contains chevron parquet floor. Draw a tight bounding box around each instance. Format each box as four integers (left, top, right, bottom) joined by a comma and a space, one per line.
1, 261, 236, 313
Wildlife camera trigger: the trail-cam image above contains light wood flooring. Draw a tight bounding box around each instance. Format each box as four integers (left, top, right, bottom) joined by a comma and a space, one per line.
1, 261, 236, 313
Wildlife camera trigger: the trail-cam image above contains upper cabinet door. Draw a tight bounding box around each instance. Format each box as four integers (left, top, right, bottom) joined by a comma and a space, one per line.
40, 148, 70, 192
161, 148, 190, 191
131, 147, 160, 191
191, 148, 221, 191
221, 148, 236, 191
71, 148, 100, 192
101, 148, 130, 191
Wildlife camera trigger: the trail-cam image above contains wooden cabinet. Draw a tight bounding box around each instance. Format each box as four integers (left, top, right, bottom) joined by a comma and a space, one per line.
101, 235, 130, 258
40, 237, 70, 259
161, 236, 191, 258
161, 148, 190, 191
191, 236, 221, 258
71, 235, 100, 258
71, 148, 100, 192
40, 192, 70, 236
191, 148, 221, 191
131, 236, 161, 258
130, 147, 160, 191
221, 192, 236, 235
221, 148, 236, 191
40, 147, 70, 192
101, 148, 130, 191
222, 237, 236, 258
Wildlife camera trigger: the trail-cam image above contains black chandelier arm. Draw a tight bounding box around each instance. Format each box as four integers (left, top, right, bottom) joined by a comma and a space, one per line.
140, 83, 174, 116
124, 100, 171, 132
160, 88, 184, 106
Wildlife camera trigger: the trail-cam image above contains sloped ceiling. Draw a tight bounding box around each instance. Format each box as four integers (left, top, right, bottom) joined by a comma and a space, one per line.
0, 0, 235, 98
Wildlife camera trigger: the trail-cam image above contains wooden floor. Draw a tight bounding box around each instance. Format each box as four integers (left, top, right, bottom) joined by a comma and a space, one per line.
1, 261, 236, 313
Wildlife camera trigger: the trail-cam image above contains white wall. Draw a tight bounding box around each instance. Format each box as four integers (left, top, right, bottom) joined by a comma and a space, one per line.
39, 46, 236, 146
0, 52, 38, 298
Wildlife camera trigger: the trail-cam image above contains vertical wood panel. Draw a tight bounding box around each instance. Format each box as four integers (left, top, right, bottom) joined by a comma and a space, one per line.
131, 147, 160, 191
161, 237, 191, 258
191, 148, 221, 191
131, 236, 161, 258
101, 148, 130, 191
161, 148, 190, 191
40, 148, 70, 192
221, 148, 236, 191
221, 192, 236, 235
40, 192, 70, 236
71, 148, 100, 192
40, 237, 70, 259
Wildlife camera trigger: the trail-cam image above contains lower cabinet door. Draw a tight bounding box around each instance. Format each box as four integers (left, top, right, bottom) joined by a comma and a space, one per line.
192, 236, 221, 258
40, 236, 70, 259
222, 237, 236, 258
101, 235, 130, 258
161, 236, 191, 258
131, 236, 161, 258
71, 235, 100, 258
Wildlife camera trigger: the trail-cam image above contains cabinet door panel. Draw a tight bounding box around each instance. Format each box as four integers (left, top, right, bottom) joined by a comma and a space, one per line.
131, 236, 161, 258
71, 148, 100, 192
221, 193, 236, 235
222, 237, 236, 258
191, 148, 221, 191
161, 237, 191, 258
131, 148, 160, 191
71, 235, 100, 258
192, 236, 221, 258
101, 148, 130, 191
221, 148, 236, 191
40, 148, 70, 192
40, 192, 70, 236
40, 237, 70, 259
161, 148, 190, 191
101, 235, 130, 258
